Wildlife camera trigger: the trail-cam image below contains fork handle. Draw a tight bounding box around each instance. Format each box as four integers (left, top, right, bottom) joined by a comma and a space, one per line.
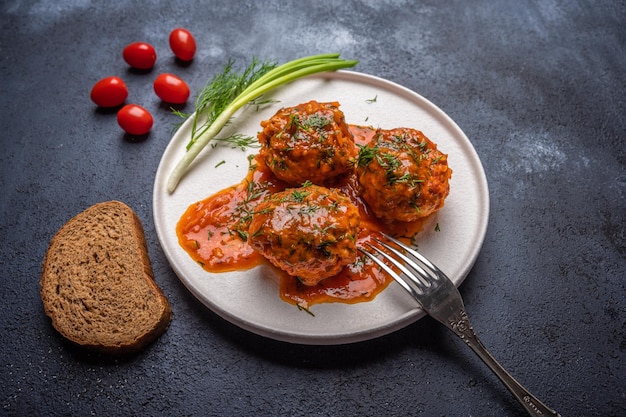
444, 310, 561, 417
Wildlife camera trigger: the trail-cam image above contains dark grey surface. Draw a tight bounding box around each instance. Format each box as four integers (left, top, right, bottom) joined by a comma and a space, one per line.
1, 1, 624, 416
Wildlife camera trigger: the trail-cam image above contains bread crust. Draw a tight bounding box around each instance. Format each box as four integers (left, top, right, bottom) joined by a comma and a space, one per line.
40, 201, 171, 354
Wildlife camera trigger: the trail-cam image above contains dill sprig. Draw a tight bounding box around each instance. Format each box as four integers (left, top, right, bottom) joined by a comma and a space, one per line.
176, 58, 277, 151
212, 134, 260, 151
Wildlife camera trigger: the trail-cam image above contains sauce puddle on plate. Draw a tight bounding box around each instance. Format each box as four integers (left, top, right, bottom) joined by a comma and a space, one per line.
176, 125, 428, 308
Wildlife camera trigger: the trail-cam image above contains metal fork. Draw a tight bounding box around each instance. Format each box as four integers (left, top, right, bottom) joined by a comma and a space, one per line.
360, 233, 560, 417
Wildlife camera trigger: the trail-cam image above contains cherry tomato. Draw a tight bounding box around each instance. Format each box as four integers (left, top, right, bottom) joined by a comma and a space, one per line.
122, 42, 157, 69
169, 28, 196, 61
153, 73, 190, 104
90, 76, 128, 107
117, 104, 153, 135
154, 73, 189, 104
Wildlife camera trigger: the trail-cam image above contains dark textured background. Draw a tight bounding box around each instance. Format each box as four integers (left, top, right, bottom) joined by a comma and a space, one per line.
1, 1, 624, 416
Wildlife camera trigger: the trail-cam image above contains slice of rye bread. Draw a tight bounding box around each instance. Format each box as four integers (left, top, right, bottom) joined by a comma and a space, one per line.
40, 201, 172, 354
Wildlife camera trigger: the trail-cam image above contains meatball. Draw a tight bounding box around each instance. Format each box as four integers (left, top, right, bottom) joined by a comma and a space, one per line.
247, 184, 360, 285
257, 100, 357, 186
356, 127, 452, 222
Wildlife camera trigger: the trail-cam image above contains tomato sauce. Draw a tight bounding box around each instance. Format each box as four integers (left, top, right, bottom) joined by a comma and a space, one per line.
176, 125, 427, 308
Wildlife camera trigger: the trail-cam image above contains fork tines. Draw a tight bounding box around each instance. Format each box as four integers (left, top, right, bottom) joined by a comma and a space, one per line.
359, 233, 441, 297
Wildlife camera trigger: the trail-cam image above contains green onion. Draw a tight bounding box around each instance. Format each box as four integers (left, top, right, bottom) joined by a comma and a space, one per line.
166, 53, 358, 193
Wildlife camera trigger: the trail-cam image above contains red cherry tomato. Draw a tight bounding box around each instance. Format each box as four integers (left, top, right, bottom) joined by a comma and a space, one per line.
90, 76, 128, 107
169, 28, 196, 61
122, 42, 157, 69
117, 104, 153, 135
153, 73, 190, 104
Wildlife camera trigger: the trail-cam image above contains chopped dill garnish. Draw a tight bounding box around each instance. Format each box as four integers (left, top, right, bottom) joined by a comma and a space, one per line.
214, 134, 260, 151
290, 188, 309, 203
297, 304, 315, 316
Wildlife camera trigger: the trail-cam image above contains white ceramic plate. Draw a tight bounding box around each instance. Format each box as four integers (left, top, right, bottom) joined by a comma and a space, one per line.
153, 71, 489, 345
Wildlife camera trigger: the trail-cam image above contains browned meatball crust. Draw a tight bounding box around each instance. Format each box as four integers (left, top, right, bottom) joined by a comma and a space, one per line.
247, 184, 360, 285
356, 127, 452, 222
257, 100, 357, 186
